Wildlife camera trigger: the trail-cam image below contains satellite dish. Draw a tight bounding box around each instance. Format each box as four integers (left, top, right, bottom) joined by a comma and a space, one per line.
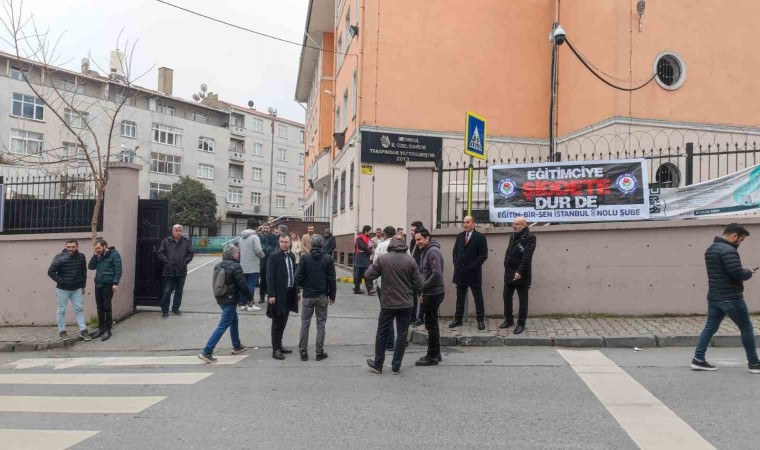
199, 92, 206, 98
200, 83, 208, 93
247, 100, 254, 108
192, 93, 201, 101
267, 107, 274, 114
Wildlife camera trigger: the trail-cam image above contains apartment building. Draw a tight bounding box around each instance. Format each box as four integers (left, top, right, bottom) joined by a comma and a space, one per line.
0, 51, 305, 229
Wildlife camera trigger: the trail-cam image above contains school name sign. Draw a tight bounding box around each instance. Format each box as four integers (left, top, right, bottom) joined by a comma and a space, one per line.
487, 159, 650, 222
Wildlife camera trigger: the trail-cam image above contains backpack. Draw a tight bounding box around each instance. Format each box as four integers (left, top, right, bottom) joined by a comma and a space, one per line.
212, 263, 228, 297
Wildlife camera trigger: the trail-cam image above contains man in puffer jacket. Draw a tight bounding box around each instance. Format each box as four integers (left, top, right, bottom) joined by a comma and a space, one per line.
88, 239, 122, 341
48, 239, 91, 342
414, 228, 445, 367
692, 223, 760, 374
199, 245, 250, 363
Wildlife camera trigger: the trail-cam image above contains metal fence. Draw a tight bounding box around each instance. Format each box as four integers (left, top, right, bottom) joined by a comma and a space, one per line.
1, 175, 102, 234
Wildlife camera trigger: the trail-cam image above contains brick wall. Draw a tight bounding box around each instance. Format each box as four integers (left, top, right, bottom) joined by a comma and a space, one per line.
335, 233, 357, 268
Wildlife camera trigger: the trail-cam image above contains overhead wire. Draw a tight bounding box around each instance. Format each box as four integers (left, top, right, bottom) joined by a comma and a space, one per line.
565, 37, 657, 92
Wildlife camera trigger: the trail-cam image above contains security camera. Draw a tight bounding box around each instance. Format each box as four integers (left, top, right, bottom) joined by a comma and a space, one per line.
550, 24, 566, 45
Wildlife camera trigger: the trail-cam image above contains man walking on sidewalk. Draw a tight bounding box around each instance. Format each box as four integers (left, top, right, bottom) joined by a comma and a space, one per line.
364, 237, 423, 374
267, 234, 300, 360
48, 240, 91, 341
414, 229, 445, 367
238, 219, 265, 312
158, 224, 194, 318
258, 222, 278, 304
691, 223, 760, 374
88, 239, 122, 341
199, 245, 249, 363
353, 225, 375, 295
296, 235, 337, 361
500, 217, 537, 335
450, 216, 489, 330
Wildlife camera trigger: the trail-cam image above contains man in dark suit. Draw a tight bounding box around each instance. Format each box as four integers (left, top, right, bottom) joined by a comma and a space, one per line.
450, 216, 489, 330
500, 217, 537, 335
267, 234, 300, 360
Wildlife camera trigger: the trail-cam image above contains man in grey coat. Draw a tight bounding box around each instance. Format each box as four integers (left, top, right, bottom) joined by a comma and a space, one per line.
415, 228, 445, 367
238, 218, 265, 312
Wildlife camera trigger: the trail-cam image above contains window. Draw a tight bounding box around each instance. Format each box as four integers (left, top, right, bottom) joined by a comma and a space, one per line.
337, 34, 343, 67
9, 129, 43, 156
278, 148, 287, 161
198, 137, 215, 152
354, 0, 359, 24
230, 113, 245, 128
300, 130, 305, 143
345, 7, 351, 47
277, 171, 286, 185
342, 90, 348, 130
299, 153, 305, 165
12, 93, 44, 121
62, 142, 86, 160
253, 167, 263, 181
352, 70, 358, 118
65, 109, 88, 129
276, 195, 286, 208
227, 186, 243, 204
149, 182, 173, 199
252, 118, 263, 133
335, 106, 341, 133
278, 124, 288, 139
120, 120, 136, 138
299, 175, 304, 187
298, 197, 304, 208
252, 192, 262, 206
655, 162, 682, 188
332, 178, 338, 215
152, 123, 183, 147
62, 79, 86, 94
197, 163, 214, 180
9, 66, 27, 80
191, 112, 208, 123
252, 142, 263, 156
229, 163, 244, 179
654, 52, 686, 90
340, 170, 346, 211
150, 152, 182, 175
156, 100, 175, 116
349, 163, 354, 207
229, 138, 245, 153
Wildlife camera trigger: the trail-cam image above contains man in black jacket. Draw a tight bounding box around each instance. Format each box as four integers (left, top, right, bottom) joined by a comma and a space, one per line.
199, 245, 250, 363
500, 217, 537, 335
158, 224, 195, 318
48, 239, 91, 341
267, 234, 300, 360
692, 223, 760, 373
450, 216, 489, 330
258, 222, 279, 304
88, 239, 123, 341
296, 235, 337, 361
323, 228, 336, 258
415, 228, 446, 367
409, 220, 425, 327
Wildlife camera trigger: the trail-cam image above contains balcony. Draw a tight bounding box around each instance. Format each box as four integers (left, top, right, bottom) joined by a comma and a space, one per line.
229, 177, 244, 185
308, 146, 332, 191
229, 152, 245, 162
230, 125, 246, 137
229, 114, 245, 136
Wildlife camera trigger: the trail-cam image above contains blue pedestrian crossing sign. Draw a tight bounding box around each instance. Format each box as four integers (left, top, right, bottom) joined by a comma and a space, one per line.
465, 111, 486, 160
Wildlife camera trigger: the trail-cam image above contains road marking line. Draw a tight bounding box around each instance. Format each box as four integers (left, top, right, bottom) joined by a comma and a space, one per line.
558, 349, 715, 450
187, 257, 218, 274
0, 372, 212, 385
0, 395, 166, 414
6, 355, 247, 369
0, 429, 99, 450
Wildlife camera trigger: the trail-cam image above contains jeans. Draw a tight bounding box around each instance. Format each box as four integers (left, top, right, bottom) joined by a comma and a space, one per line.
504, 284, 529, 325
271, 312, 290, 351
694, 299, 760, 365
94, 284, 114, 331
376, 288, 395, 348
374, 308, 411, 369
56, 288, 86, 332
240, 273, 259, 305
160, 276, 186, 313
423, 294, 444, 359
203, 303, 241, 355
353, 265, 373, 291
455, 285, 485, 322
299, 296, 329, 354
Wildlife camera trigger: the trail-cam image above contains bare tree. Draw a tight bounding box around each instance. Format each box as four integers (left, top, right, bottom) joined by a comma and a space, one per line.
0, 0, 152, 239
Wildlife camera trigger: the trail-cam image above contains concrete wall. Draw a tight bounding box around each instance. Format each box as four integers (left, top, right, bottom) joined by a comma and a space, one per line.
434, 217, 760, 317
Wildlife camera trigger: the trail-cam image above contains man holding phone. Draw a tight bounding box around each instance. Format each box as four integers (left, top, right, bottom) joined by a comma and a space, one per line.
691, 223, 760, 374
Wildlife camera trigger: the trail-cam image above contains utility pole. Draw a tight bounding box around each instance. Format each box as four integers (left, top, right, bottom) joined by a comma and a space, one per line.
267, 109, 278, 216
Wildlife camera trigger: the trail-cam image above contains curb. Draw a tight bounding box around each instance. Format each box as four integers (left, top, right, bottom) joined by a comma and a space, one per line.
337, 277, 354, 284
0, 337, 83, 352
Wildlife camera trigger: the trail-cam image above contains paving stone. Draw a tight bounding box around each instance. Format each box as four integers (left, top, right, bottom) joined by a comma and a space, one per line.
0, 342, 15, 352
457, 335, 504, 346
554, 336, 605, 348
504, 336, 554, 346
604, 335, 657, 348
13, 342, 39, 352
657, 335, 700, 347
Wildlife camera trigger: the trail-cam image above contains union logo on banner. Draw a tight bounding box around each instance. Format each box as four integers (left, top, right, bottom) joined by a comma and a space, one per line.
616, 173, 638, 195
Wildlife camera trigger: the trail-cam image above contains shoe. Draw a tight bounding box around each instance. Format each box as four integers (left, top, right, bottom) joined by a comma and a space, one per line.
172, 310, 183, 316
316, 352, 328, 361
162, 312, 169, 319
477, 321, 486, 331
413, 319, 424, 327
80, 330, 93, 341
690, 358, 717, 371
366, 359, 382, 374
58, 331, 69, 341
392, 366, 400, 374
385, 346, 395, 351
353, 289, 365, 295
231, 346, 248, 354
499, 319, 514, 329
448, 321, 463, 329
300, 351, 308, 361
436, 352, 443, 362
280, 348, 293, 354
198, 353, 217, 363
749, 363, 760, 374
415, 355, 438, 366
367, 289, 376, 296
239, 305, 247, 311
513, 324, 525, 335
247, 304, 261, 311
272, 349, 285, 360
100, 330, 112, 342
91, 329, 104, 339
257, 298, 265, 304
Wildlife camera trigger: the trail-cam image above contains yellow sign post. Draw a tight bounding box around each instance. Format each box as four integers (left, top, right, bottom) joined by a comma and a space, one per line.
464, 112, 487, 215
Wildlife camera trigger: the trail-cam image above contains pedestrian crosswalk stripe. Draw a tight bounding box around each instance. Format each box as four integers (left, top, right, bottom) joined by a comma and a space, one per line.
0, 372, 212, 385
6, 355, 248, 369
558, 349, 715, 450
0, 429, 99, 450
0, 395, 166, 414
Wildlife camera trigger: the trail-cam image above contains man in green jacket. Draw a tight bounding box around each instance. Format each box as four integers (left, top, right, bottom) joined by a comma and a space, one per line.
88, 239, 122, 341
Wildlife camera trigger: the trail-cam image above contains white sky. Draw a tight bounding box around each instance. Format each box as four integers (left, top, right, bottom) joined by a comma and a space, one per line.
0, 0, 309, 123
